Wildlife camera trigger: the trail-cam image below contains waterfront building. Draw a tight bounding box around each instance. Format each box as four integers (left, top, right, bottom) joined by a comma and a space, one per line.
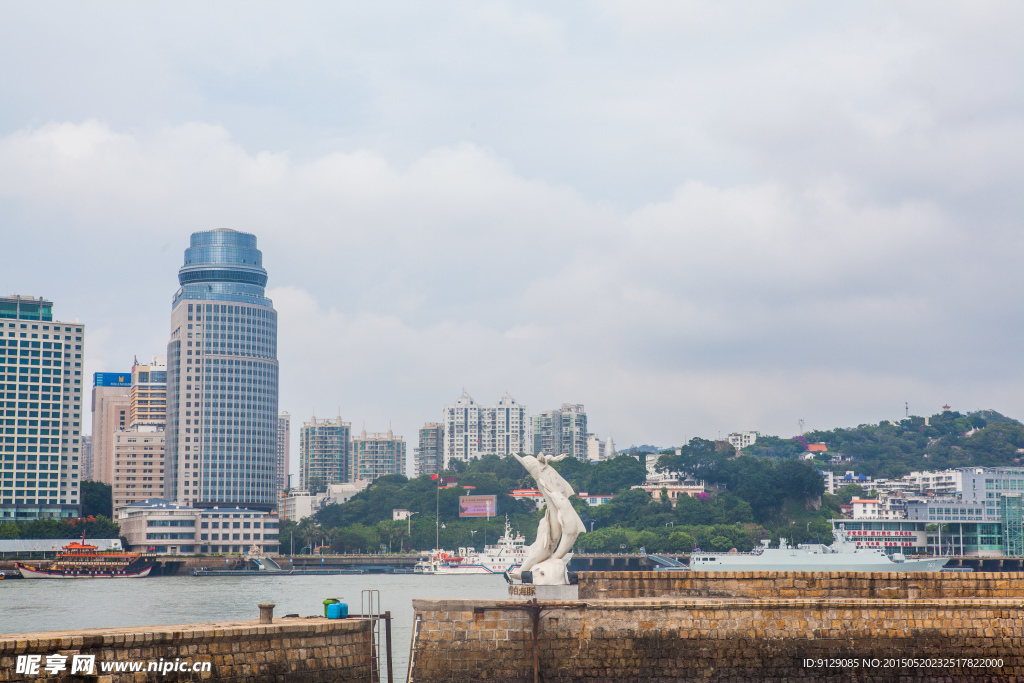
118, 498, 279, 555
90, 372, 131, 485
443, 391, 530, 467
299, 415, 352, 489
353, 428, 406, 481
165, 229, 280, 511
111, 425, 165, 516
532, 404, 587, 460
0, 295, 85, 521
276, 411, 290, 497
415, 422, 443, 477
278, 489, 324, 523
129, 356, 167, 426
726, 431, 759, 450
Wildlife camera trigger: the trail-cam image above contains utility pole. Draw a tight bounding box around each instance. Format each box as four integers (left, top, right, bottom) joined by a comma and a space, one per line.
905, 402, 909, 418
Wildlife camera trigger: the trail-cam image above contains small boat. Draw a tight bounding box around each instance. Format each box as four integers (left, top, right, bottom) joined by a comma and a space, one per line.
415, 516, 527, 575
15, 536, 155, 579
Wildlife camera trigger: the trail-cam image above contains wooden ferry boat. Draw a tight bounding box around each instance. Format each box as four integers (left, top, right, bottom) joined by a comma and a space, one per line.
15, 538, 156, 579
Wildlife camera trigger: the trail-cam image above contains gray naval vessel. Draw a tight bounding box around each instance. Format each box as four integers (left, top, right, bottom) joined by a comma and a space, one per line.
688, 525, 948, 572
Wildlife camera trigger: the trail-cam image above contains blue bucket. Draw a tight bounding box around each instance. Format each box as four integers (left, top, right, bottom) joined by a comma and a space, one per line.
326, 602, 348, 619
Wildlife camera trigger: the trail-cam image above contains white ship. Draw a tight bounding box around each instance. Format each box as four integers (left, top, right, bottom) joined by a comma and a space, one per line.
688, 526, 948, 572
415, 518, 527, 575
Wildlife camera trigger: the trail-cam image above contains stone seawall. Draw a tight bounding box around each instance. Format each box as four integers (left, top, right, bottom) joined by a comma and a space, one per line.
409, 597, 1024, 682
0, 617, 373, 682
578, 570, 1024, 599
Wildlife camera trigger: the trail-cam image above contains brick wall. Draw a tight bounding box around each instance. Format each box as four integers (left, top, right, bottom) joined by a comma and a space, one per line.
410, 597, 1024, 682
0, 617, 373, 682
578, 570, 1024, 599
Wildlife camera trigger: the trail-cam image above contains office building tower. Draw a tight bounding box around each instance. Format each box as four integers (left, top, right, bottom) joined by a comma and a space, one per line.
0, 295, 84, 520
415, 422, 444, 477
165, 229, 279, 511
532, 403, 588, 460
130, 356, 167, 426
276, 411, 290, 496
111, 425, 165, 515
442, 391, 530, 468
91, 372, 131, 485
353, 428, 405, 481
299, 415, 351, 489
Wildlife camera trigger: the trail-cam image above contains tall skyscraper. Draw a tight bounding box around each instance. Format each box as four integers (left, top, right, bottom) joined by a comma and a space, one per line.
165, 229, 279, 511
299, 415, 351, 489
0, 295, 85, 519
415, 422, 444, 477
276, 411, 290, 495
442, 391, 530, 468
91, 372, 131, 485
532, 403, 588, 460
111, 357, 168, 515
353, 428, 405, 481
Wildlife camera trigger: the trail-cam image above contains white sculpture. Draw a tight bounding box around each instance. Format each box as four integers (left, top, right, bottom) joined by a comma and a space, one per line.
508, 453, 586, 585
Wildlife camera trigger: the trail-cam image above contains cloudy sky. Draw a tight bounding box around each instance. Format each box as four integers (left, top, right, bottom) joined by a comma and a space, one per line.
2, 2, 1022, 474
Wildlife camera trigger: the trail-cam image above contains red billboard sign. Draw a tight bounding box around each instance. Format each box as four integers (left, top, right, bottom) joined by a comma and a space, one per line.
459, 495, 497, 518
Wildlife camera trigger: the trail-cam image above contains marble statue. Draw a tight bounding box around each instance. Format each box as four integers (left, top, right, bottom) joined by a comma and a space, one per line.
508, 453, 586, 585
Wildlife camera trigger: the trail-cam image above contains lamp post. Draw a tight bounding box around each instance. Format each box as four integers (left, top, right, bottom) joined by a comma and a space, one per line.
470, 529, 477, 549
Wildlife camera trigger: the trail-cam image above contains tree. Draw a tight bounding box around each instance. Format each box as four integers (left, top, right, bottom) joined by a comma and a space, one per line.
307, 476, 327, 495
80, 481, 113, 519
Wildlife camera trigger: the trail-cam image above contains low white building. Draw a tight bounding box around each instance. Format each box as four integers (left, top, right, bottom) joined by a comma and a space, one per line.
118, 498, 280, 555
278, 491, 325, 523
634, 481, 706, 506
727, 431, 759, 450
851, 498, 904, 520
325, 480, 371, 505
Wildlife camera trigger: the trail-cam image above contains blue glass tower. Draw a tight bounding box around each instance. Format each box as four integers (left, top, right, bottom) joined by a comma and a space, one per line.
166, 230, 279, 521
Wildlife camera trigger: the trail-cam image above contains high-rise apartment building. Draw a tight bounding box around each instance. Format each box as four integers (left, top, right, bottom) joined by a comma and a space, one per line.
299, 415, 351, 489
130, 356, 167, 426
532, 404, 588, 460
276, 411, 290, 495
353, 429, 405, 481
165, 229, 279, 511
111, 426, 165, 514
0, 295, 85, 520
442, 391, 530, 468
90, 372, 131, 485
415, 422, 444, 477
81, 435, 93, 480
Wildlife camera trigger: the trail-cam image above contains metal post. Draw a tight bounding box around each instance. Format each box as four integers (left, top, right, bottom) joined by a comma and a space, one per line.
531, 598, 540, 683
384, 611, 394, 683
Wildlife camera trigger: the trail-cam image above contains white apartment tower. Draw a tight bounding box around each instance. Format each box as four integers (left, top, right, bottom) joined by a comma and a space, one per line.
276, 412, 290, 496
443, 391, 530, 468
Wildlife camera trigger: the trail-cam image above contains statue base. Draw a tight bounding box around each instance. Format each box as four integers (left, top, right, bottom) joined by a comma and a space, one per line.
507, 584, 579, 601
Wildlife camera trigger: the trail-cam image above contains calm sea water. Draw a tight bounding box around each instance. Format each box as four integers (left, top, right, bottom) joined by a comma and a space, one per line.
0, 574, 508, 682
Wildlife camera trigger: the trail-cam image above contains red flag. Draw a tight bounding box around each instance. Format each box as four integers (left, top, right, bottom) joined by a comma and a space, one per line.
431, 473, 439, 480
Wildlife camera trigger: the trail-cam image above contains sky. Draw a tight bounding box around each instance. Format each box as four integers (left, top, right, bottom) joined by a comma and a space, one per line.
1, 2, 1022, 476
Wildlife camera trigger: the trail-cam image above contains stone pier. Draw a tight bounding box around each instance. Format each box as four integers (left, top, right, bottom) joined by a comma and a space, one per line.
0, 617, 374, 682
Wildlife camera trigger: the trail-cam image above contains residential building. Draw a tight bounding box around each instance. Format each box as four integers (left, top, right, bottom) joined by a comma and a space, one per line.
585, 435, 617, 462
276, 412, 290, 497
324, 480, 370, 506
415, 422, 444, 477
821, 470, 835, 494
532, 404, 587, 460
511, 489, 545, 510
111, 425, 165, 516
443, 391, 530, 467
299, 415, 352, 489
633, 481, 706, 506
0, 295, 85, 521
165, 229, 280, 511
850, 498, 902, 520
118, 498, 279, 555
90, 372, 131, 485
577, 492, 614, 506
353, 429, 405, 481
278, 489, 325, 523
726, 431, 759, 450
81, 435, 92, 481
129, 356, 167, 426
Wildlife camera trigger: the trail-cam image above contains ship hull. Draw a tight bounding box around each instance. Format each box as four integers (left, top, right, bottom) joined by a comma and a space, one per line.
16, 563, 154, 579
690, 555, 947, 573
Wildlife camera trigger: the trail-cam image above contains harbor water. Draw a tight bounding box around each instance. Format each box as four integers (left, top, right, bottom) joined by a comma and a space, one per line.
0, 573, 507, 682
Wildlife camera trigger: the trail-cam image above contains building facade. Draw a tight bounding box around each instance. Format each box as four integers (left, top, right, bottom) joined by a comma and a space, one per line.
415, 422, 443, 477
727, 431, 760, 451
276, 411, 290, 496
111, 425, 165, 515
165, 229, 280, 511
353, 429, 405, 481
0, 295, 85, 521
90, 373, 131, 485
299, 415, 351, 489
532, 404, 588, 460
129, 356, 167, 426
81, 435, 93, 481
443, 391, 530, 467
118, 498, 279, 555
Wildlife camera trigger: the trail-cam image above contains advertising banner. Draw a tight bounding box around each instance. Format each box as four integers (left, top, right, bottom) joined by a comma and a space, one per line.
459, 495, 497, 518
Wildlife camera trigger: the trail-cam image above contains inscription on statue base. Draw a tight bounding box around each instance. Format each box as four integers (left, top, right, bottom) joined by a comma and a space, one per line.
507, 584, 579, 600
